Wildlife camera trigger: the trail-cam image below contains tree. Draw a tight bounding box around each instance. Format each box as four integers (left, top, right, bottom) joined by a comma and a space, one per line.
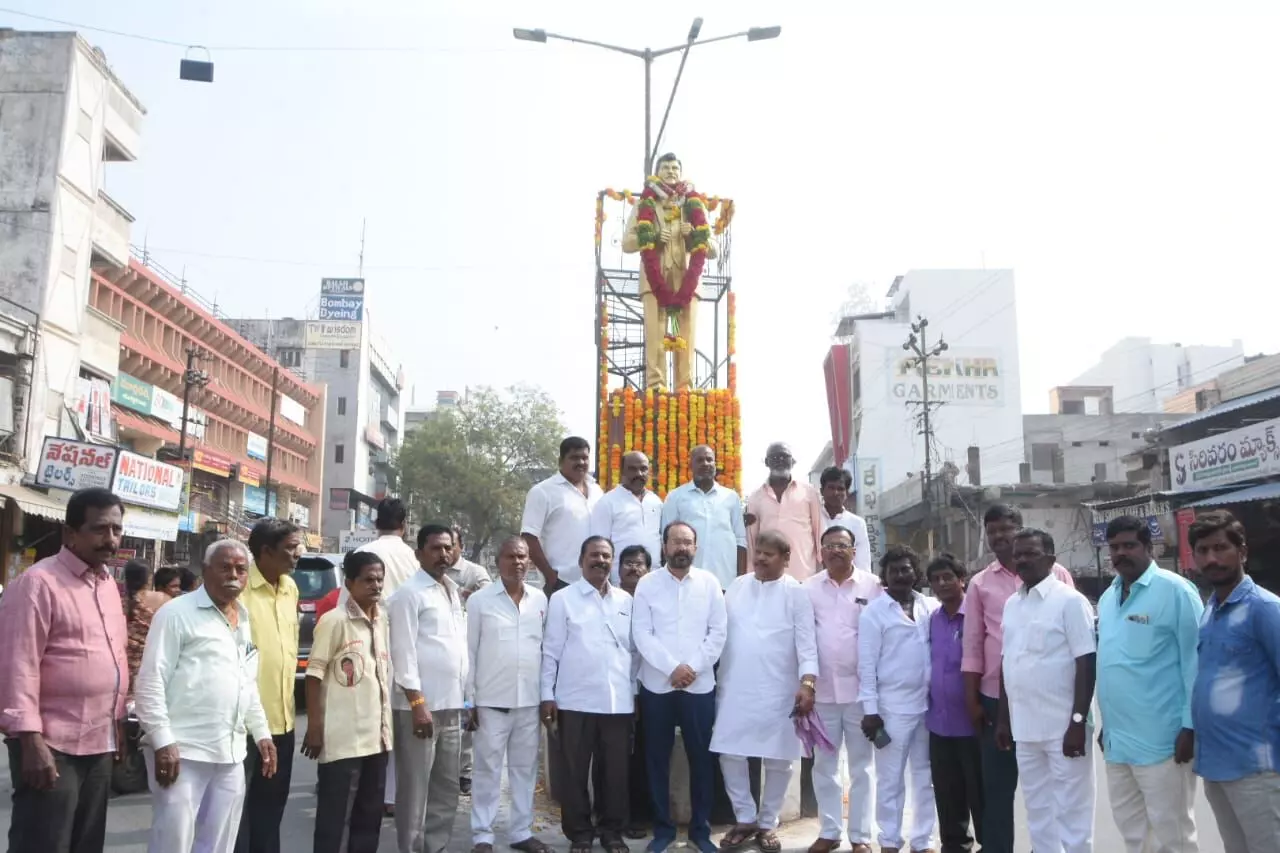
395, 384, 565, 561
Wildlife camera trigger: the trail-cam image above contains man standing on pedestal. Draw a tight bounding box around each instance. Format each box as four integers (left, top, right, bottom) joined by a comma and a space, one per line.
591, 451, 663, 585
660, 445, 747, 590
522, 437, 603, 594
745, 443, 823, 581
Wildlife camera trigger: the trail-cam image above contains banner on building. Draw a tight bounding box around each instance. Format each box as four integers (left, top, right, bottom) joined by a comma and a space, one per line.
246, 431, 268, 462
112, 450, 184, 512
35, 438, 118, 492
852, 456, 886, 566
242, 484, 278, 517
74, 378, 113, 439
304, 321, 362, 349
191, 448, 234, 478
111, 373, 153, 415
279, 395, 305, 426
888, 348, 1005, 407
329, 488, 349, 510
149, 386, 206, 440
1170, 416, 1280, 492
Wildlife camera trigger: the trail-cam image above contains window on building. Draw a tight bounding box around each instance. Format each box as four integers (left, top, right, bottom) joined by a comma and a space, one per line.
337, 396, 347, 416
339, 350, 350, 368
277, 348, 302, 368
1099, 440, 1111, 447
1031, 443, 1057, 471
335, 444, 345, 464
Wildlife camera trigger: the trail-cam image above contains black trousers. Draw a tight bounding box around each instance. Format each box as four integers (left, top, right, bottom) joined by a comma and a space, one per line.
314, 751, 389, 853
978, 694, 1017, 853
235, 729, 296, 853
559, 710, 631, 844
930, 733, 984, 853
5, 740, 112, 853
593, 712, 651, 829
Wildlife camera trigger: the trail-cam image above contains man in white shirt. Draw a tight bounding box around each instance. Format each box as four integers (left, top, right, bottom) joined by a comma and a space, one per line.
711, 531, 819, 853
817, 466, 872, 573
387, 524, 469, 853
633, 521, 728, 853
857, 545, 939, 853
996, 529, 1097, 853
522, 436, 604, 592
446, 524, 493, 796
466, 537, 550, 853
660, 445, 747, 589
590, 451, 663, 584
541, 537, 635, 853
135, 539, 276, 853
804, 524, 885, 853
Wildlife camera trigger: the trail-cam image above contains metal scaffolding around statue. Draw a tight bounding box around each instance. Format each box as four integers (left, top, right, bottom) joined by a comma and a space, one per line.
593, 163, 741, 496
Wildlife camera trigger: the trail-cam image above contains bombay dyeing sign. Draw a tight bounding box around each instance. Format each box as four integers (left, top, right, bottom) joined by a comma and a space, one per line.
888, 349, 1004, 407
112, 450, 185, 512
1171, 416, 1280, 492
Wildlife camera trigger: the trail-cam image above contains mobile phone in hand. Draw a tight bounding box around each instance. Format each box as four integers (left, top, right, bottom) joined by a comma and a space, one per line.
872, 727, 892, 750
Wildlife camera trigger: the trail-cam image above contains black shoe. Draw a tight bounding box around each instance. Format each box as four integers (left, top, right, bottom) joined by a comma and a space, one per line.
460, 776, 472, 796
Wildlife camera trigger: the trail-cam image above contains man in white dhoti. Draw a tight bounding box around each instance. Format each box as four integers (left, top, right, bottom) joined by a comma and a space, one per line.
711, 531, 819, 853
857, 545, 940, 853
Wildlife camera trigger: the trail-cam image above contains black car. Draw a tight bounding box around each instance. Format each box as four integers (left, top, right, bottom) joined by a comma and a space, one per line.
294, 553, 343, 703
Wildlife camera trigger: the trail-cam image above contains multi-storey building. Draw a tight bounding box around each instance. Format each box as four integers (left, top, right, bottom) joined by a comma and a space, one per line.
1071, 336, 1245, 413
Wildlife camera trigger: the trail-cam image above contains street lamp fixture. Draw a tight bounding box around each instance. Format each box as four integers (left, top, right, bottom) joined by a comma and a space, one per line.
687, 18, 704, 43
512, 28, 548, 43
748, 26, 782, 42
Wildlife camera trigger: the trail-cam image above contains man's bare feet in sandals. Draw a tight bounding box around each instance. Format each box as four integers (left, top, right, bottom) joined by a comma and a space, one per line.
806, 839, 841, 853
718, 824, 759, 850
755, 830, 782, 853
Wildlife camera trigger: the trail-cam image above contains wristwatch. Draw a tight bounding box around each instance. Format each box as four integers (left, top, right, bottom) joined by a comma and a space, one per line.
801, 678, 817, 692
1071, 712, 1085, 724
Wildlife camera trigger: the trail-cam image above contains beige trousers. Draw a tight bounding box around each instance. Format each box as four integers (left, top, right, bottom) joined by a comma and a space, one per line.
1105, 758, 1198, 853
641, 288, 698, 391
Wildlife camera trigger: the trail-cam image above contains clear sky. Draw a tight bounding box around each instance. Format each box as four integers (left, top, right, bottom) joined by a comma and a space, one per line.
7, 0, 1279, 486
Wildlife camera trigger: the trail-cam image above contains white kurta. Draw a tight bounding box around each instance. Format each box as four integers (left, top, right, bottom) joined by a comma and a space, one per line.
711, 574, 820, 760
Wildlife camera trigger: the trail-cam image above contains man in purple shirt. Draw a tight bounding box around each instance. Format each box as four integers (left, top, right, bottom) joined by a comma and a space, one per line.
927, 553, 983, 853
0, 487, 130, 853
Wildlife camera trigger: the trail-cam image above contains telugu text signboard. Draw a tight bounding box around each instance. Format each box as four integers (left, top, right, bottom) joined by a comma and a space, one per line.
35, 438, 118, 492
112, 450, 184, 512
111, 373, 153, 415
888, 349, 1005, 407
1170, 416, 1280, 492
305, 320, 362, 349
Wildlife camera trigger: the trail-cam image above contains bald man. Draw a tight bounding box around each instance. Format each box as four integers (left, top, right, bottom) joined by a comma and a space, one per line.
589, 451, 663, 584
745, 442, 823, 581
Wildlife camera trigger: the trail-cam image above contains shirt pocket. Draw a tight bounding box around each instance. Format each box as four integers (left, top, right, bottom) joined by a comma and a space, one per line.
1021, 619, 1055, 655
1122, 618, 1158, 659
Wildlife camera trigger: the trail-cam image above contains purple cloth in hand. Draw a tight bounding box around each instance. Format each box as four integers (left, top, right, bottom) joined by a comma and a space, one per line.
794, 710, 836, 758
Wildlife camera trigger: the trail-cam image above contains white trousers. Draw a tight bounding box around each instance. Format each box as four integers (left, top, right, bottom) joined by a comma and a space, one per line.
813, 702, 875, 844
470, 706, 541, 845
1017, 737, 1096, 853
719, 754, 793, 831
1105, 758, 1198, 853
145, 751, 245, 853
384, 747, 396, 805
873, 711, 935, 851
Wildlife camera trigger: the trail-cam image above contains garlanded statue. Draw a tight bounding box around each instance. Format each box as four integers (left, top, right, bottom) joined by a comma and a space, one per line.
622, 153, 718, 391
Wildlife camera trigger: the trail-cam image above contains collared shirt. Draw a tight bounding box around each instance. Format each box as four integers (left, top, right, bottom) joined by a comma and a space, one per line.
746, 480, 823, 581
1097, 563, 1203, 766
306, 596, 392, 763
387, 570, 467, 712
355, 534, 420, 598
446, 556, 493, 599
590, 485, 663, 583
804, 569, 884, 705
928, 604, 973, 737
521, 473, 604, 584
660, 481, 747, 590
0, 547, 128, 756
857, 591, 939, 716
540, 579, 635, 714
466, 582, 547, 709
241, 564, 299, 735
1001, 576, 1096, 743
633, 567, 728, 695
820, 507, 872, 574
961, 559, 1077, 699
134, 586, 271, 764
1192, 576, 1280, 782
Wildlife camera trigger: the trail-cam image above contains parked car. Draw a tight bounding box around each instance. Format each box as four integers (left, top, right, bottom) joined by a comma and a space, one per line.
294, 553, 343, 705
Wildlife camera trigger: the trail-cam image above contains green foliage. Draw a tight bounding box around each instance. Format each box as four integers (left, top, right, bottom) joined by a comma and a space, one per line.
394, 385, 565, 560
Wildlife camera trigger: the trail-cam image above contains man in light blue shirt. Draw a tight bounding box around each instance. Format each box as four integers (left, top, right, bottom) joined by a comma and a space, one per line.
659, 445, 746, 590
1188, 510, 1280, 853
1096, 516, 1203, 853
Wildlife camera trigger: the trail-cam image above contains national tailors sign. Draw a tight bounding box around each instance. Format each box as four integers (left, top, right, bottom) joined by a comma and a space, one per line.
112, 450, 185, 512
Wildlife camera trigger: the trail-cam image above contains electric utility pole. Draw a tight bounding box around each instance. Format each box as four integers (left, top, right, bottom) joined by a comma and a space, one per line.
903, 316, 948, 554
177, 347, 210, 461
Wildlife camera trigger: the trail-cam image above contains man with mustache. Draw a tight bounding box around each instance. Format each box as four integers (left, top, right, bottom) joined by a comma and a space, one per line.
745, 442, 823, 581
1188, 510, 1280, 853
996, 529, 1097, 853
961, 504, 1075, 853
1096, 515, 1203, 853
522, 437, 604, 593
0, 487, 130, 853
135, 539, 276, 853
591, 451, 663, 585
541, 537, 636, 853
660, 445, 747, 590
633, 521, 728, 853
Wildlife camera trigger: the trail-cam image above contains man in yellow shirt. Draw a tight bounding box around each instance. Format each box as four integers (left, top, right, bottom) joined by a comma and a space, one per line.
235, 518, 302, 853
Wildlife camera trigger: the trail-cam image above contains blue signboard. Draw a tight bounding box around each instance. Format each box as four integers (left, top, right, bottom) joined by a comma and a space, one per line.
1092, 516, 1165, 547
318, 294, 364, 321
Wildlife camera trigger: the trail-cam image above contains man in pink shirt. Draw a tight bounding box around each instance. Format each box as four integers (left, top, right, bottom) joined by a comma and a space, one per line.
745, 442, 823, 581
961, 504, 1075, 853
0, 487, 130, 853
803, 524, 884, 853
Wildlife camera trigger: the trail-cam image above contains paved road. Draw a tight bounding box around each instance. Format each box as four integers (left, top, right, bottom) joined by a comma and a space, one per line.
0, 726, 1226, 852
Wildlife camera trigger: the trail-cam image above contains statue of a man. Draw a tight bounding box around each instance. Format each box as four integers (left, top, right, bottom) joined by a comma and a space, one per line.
622, 153, 718, 391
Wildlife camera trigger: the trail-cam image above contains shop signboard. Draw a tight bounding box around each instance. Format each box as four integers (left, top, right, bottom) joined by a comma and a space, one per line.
35, 437, 118, 492
242, 484, 278, 517
852, 456, 885, 566
888, 348, 1005, 407
191, 448, 234, 478
122, 506, 180, 542
112, 450, 184, 512
111, 373, 153, 415
238, 465, 263, 487
1170, 416, 1280, 492
329, 488, 349, 511
339, 528, 379, 553
304, 320, 362, 349
318, 278, 365, 322
246, 431, 269, 461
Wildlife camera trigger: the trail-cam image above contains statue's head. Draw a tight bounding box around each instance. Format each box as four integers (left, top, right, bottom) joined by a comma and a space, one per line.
655, 153, 682, 184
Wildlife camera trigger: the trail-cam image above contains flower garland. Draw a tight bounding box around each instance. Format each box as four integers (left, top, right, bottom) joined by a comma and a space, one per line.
634, 179, 711, 310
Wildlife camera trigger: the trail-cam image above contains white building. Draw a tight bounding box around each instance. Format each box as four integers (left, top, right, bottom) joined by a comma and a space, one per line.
0, 31, 143, 482
1070, 337, 1245, 414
